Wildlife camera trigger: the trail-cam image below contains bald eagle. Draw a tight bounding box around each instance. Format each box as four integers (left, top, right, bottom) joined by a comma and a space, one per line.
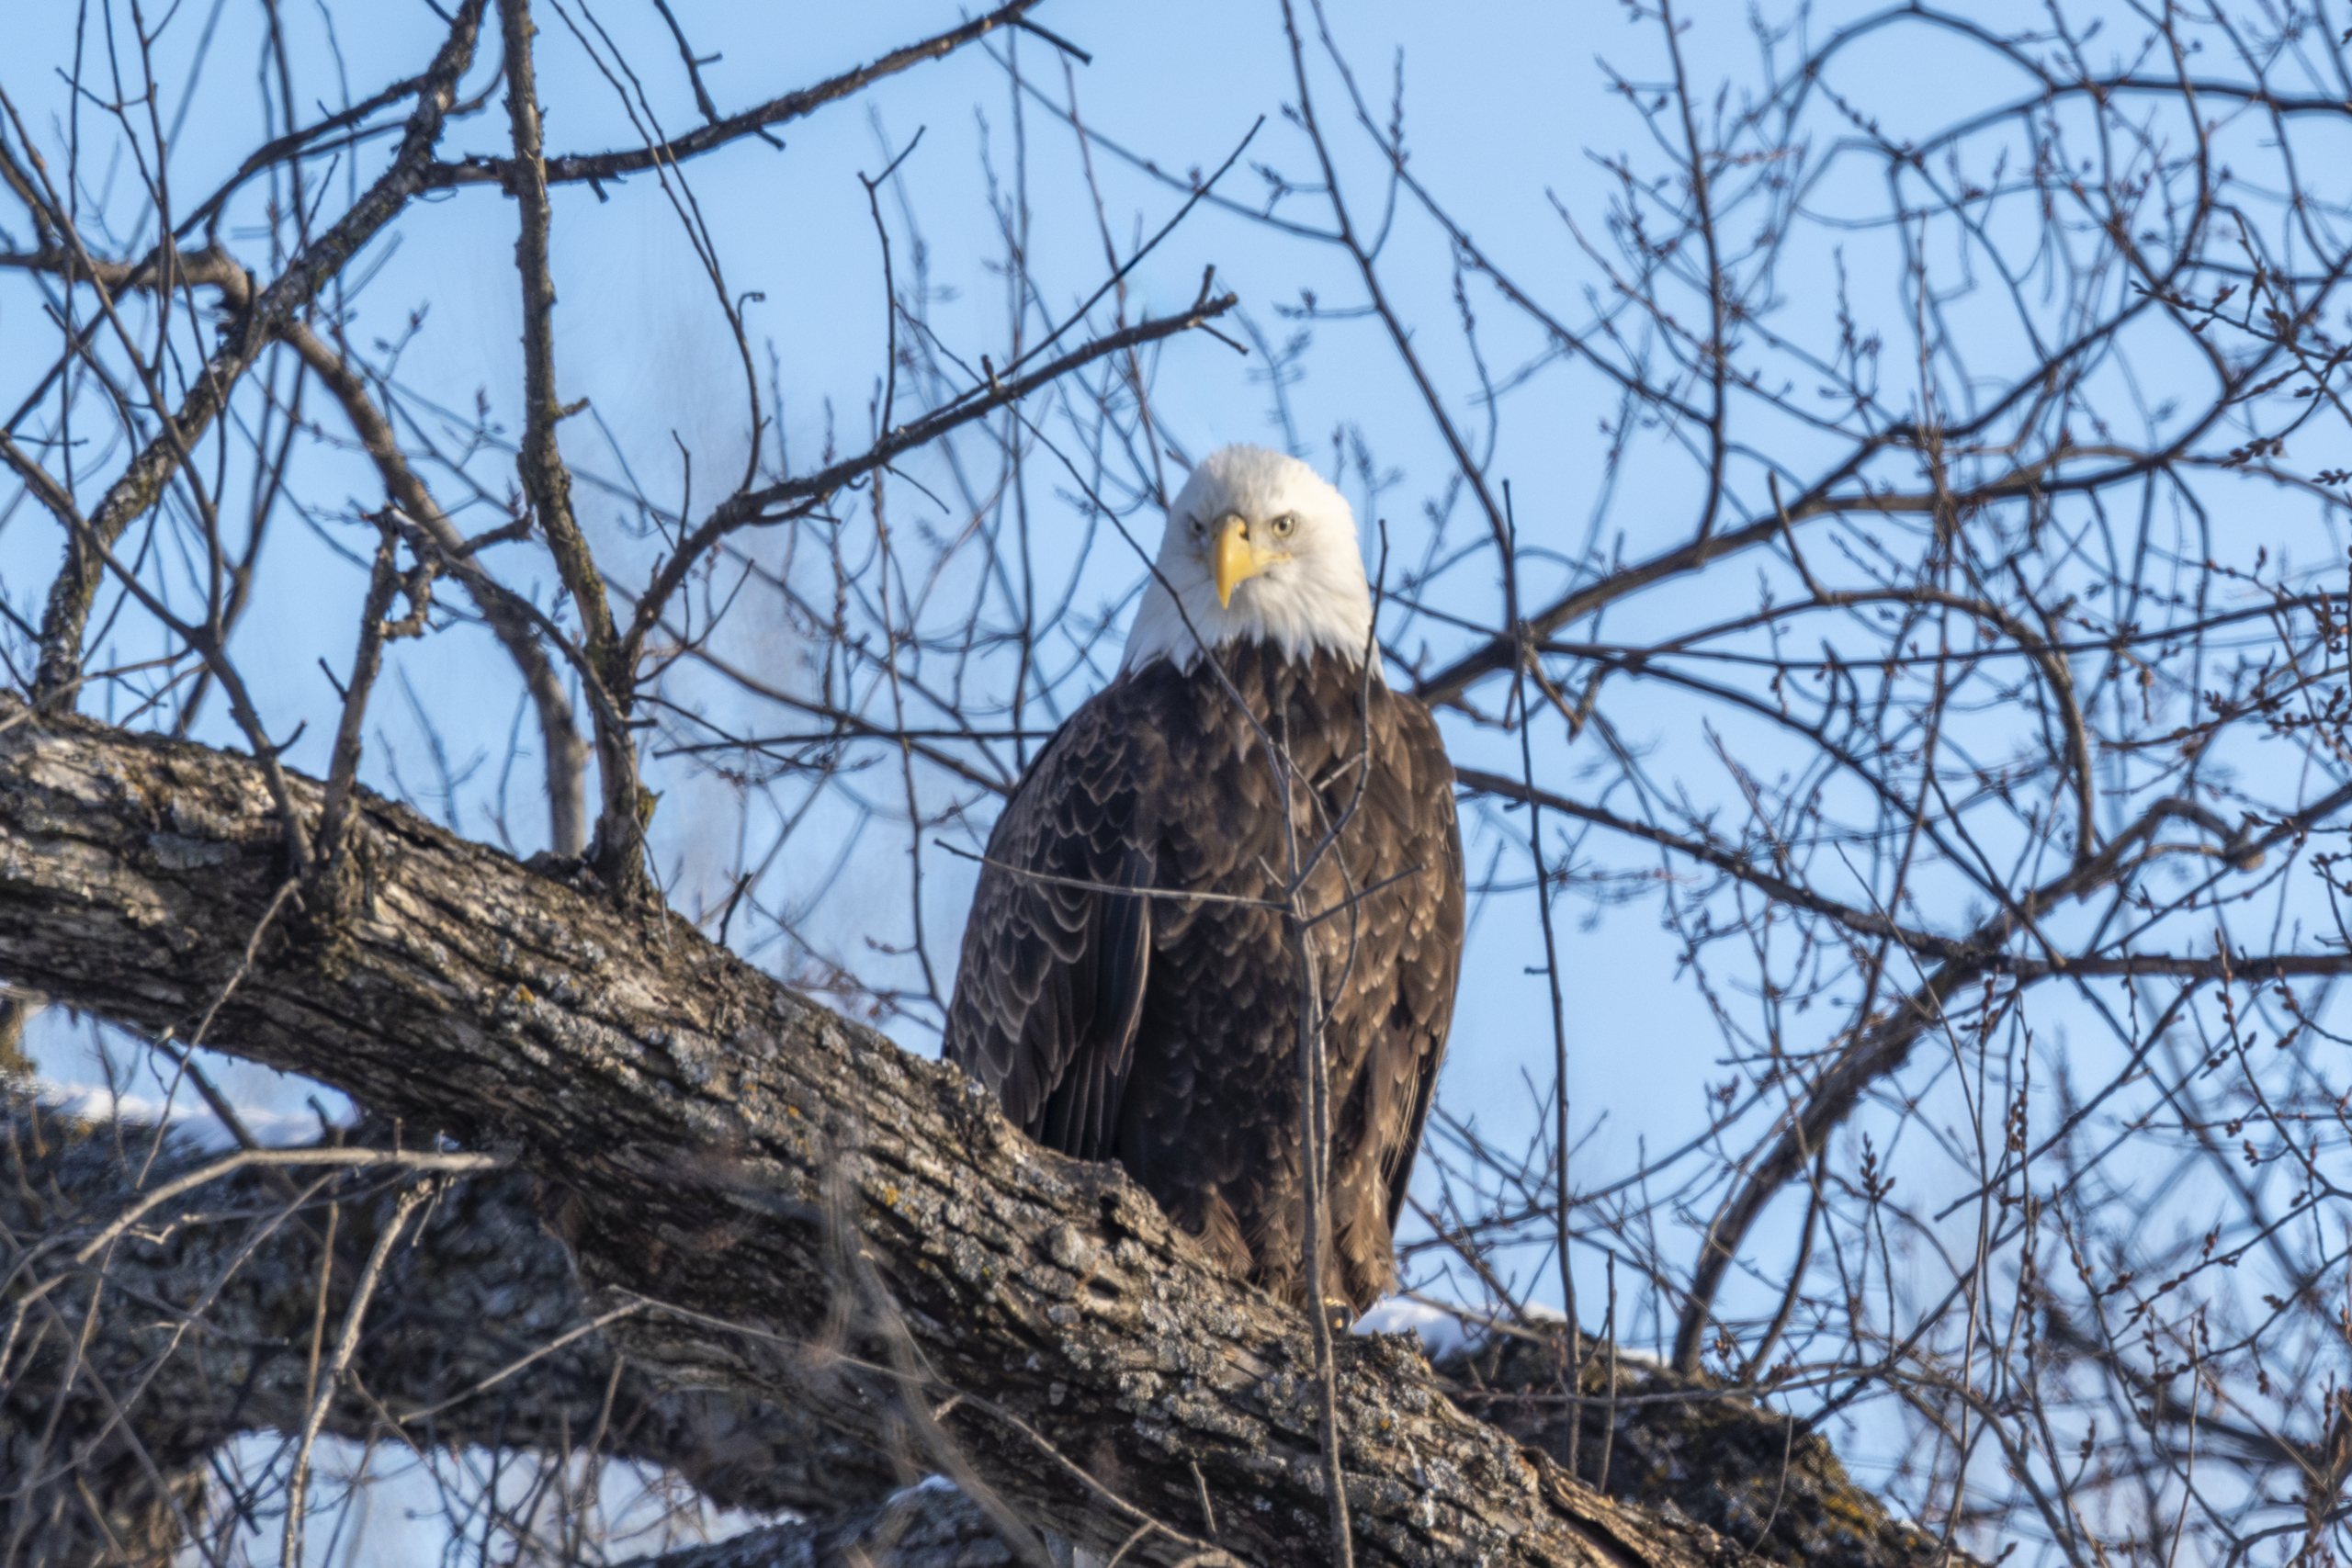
945, 446, 1464, 1317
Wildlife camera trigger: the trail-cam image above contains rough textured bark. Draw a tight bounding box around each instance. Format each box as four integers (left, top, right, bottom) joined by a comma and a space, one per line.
0, 1096, 901, 1562
1, 1091, 1963, 1568
1434, 1338, 1963, 1568
0, 699, 1766, 1567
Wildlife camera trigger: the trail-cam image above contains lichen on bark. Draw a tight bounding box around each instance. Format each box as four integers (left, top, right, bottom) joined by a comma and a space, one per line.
0, 700, 1962, 1567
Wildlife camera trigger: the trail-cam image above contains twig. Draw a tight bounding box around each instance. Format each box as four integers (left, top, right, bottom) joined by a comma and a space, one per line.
282, 1182, 433, 1568
394, 1302, 646, 1424
72, 1147, 503, 1269
497, 0, 640, 891
424, 2, 1049, 189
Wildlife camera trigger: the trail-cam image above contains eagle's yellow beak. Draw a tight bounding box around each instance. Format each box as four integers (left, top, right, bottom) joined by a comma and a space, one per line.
1213, 513, 1281, 607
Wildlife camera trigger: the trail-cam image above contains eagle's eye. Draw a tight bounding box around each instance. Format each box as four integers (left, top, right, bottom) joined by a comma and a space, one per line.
1271, 513, 1297, 538
1190, 515, 1207, 539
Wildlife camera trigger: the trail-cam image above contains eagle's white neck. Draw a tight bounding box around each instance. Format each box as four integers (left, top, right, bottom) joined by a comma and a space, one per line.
1118, 445, 1378, 678
1120, 566, 1375, 675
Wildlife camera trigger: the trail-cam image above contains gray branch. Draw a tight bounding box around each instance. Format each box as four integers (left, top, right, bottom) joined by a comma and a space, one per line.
0, 1095, 898, 1563
0, 697, 1860, 1567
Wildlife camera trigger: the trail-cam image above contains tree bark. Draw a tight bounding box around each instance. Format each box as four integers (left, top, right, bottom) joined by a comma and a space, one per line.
0, 1095, 904, 1562
1, 1094, 1962, 1568
0, 698, 1757, 1568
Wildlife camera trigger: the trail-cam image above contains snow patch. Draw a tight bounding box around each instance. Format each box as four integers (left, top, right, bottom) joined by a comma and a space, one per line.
1354, 1294, 1668, 1367
32, 1077, 341, 1150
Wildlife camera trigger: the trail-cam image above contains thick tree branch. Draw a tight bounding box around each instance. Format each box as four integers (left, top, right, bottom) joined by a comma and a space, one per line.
617, 1487, 1014, 1568
0, 700, 1758, 1568
0, 1095, 899, 1563
4, 1086, 1972, 1568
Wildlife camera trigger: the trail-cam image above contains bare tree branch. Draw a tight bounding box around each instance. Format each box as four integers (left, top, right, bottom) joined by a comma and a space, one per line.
0, 698, 1776, 1568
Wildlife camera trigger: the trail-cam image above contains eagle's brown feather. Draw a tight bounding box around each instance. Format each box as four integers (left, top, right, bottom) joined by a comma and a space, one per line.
944, 641, 1464, 1314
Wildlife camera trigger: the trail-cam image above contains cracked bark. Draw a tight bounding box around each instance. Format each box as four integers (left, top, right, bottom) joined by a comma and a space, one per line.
1, 1092, 1960, 1568
0, 1096, 900, 1563
0, 699, 1770, 1568
617, 1486, 1019, 1568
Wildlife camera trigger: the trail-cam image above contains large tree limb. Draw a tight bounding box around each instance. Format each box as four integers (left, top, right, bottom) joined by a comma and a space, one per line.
0, 1093, 902, 1563
1, 1088, 1969, 1568
0, 700, 1756, 1568
618, 1487, 1014, 1568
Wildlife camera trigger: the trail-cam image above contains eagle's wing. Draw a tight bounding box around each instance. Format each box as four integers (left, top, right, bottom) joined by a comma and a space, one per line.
1364, 690, 1466, 1234
944, 683, 1157, 1162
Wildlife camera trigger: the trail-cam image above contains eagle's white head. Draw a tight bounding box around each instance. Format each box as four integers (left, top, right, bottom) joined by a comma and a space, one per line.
1121, 445, 1375, 676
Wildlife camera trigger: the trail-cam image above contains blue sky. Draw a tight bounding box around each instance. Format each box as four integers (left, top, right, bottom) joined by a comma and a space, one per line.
11, 0, 2333, 1325
8, 2, 2350, 1552
6, 0, 1768, 1258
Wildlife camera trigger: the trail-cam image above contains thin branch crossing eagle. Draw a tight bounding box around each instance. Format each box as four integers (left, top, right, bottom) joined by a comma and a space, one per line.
946, 446, 1465, 1316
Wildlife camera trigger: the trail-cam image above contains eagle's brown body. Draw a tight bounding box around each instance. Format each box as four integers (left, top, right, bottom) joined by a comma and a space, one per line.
944, 641, 1464, 1314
